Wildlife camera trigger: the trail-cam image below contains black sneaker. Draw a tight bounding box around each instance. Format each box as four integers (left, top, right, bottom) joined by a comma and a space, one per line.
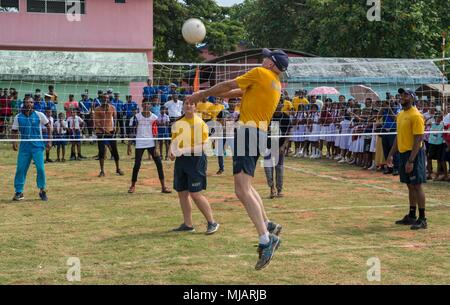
383, 168, 393, 175
78, 155, 87, 159
172, 223, 195, 232
70, 156, 76, 161
411, 218, 427, 230
267, 222, 282, 236
12, 192, 24, 201
255, 234, 281, 270
39, 190, 48, 201
98, 171, 105, 177
46, 159, 54, 163
206, 222, 219, 235
116, 169, 124, 176
395, 214, 417, 225
392, 169, 399, 176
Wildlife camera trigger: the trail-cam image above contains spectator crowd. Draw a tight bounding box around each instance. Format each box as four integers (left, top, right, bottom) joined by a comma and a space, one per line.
1, 82, 449, 182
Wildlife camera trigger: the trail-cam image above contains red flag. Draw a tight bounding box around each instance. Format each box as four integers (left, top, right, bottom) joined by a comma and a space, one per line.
193, 67, 200, 92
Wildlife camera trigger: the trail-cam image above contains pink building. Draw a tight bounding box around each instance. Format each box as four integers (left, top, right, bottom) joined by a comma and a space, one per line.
0, 0, 153, 101
0, 0, 153, 58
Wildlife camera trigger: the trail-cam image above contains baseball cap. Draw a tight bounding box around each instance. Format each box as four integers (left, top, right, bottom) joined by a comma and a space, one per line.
262, 48, 289, 72
398, 88, 418, 101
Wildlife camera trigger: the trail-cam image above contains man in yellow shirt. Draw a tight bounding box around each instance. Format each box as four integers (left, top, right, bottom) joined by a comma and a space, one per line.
387, 88, 427, 230
196, 98, 213, 122
209, 97, 225, 121
186, 48, 289, 270
281, 98, 293, 115
292, 90, 309, 111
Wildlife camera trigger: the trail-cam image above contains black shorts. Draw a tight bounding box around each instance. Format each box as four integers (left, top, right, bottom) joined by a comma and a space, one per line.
445, 144, 450, 163
428, 143, 446, 161
399, 149, 427, 185
232, 126, 268, 177
173, 155, 207, 193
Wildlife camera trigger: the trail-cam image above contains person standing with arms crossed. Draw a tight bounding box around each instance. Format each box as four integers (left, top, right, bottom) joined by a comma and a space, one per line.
186, 48, 288, 270
11, 97, 52, 201
94, 93, 124, 177
387, 89, 427, 230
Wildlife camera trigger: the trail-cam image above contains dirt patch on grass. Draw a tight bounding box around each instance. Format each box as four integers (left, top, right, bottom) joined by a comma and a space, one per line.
142, 179, 161, 186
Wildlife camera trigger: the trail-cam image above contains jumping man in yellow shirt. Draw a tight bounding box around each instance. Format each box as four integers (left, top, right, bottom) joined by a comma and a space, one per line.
186, 49, 289, 270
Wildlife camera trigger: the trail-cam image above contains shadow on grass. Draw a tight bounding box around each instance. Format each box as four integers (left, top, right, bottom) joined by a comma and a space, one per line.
98, 230, 205, 244
332, 224, 402, 236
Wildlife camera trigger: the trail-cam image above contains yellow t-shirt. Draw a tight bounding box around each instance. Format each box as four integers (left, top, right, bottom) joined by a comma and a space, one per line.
171, 114, 209, 149
209, 103, 225, 120
282, 100, 293, 114
292, 96, 309, 111
235, 67, 281, 131
196, 101, 213, 120
396, 106, 425, 153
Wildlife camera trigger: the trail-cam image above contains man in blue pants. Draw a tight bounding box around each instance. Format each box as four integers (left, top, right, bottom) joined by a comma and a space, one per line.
11, 97, 52, 201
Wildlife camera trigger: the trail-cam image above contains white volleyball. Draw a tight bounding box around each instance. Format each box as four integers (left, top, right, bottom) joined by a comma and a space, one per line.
182, 18, 206, 44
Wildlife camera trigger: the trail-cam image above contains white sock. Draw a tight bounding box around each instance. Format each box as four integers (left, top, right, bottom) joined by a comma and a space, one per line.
259, 233, 270, 245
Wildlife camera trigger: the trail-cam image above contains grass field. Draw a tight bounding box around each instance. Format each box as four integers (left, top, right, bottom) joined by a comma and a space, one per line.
0, 143, 449, 284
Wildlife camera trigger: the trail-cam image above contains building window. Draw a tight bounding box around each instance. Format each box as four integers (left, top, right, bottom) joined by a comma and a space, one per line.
115, 0, 126, 3
27, 0, 85, 14
0, 0, 19, 12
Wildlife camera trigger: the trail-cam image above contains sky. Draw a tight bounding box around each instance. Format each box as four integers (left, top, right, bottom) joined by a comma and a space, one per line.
216, 0, 244, 7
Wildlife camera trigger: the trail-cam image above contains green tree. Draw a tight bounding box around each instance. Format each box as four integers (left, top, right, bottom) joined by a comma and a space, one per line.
153, 0, 245, 62
235, 0, 449, 58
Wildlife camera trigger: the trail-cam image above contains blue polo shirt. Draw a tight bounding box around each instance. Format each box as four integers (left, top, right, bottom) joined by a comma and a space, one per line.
12, 111, 49, 150
111, 98, 124, 116
79, 98, 93, 114
34, 99, 47, 113
158, 85, 169, 104
123, 101, 139, 118
46, 101, 57, 113
93, 97, 102, 108
382, 108, 398, 131
143, 86, 157, 99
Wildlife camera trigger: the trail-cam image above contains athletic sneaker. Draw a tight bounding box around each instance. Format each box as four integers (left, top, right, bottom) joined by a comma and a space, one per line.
98, 171, 105, 177
205, 222, 219, 235
410, 218, 427, 230
172, 223, 195, 232
12, 192, 24, 201
116, 169, 125, 176
338, 158, 347, 164
395, 214, 417, 225
255, 234, 281, 270
216, 169, 224, 175
267, 222, 282, 236
39, 190, 48, 201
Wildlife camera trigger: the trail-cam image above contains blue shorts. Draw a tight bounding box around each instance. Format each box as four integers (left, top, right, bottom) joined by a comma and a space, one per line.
70, 130, 81, 143
42, 133, 52, 147
54, 134, 67, 147
158, 127, 170, 139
